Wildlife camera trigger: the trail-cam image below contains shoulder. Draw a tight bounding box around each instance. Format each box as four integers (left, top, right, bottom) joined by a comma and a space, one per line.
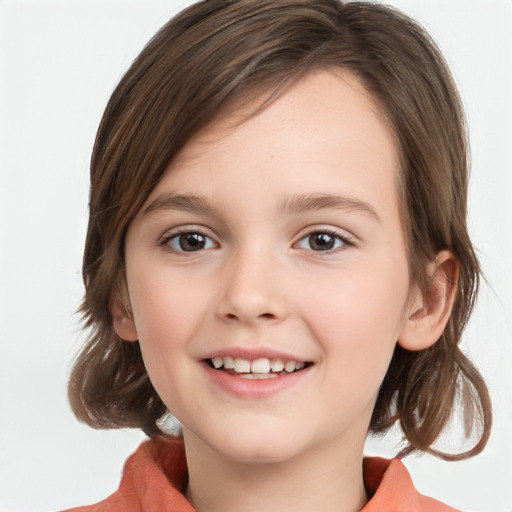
362, 457, 462, 512
62, 437, 194, 512
62, 443, 462, 512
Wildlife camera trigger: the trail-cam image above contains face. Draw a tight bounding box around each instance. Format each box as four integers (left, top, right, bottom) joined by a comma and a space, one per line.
118, 70, 416, 464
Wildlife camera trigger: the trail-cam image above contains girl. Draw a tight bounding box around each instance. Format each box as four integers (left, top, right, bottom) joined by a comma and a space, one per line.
64, 1, 493, 510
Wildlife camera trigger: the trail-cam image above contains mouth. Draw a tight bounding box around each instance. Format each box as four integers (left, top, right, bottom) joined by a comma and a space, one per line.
206, 356, 313, 380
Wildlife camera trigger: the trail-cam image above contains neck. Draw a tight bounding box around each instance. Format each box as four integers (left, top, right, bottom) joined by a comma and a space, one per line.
183, 431, 368, 512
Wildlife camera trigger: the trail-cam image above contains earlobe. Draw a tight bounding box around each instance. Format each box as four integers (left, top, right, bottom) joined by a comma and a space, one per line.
111, 294, 139, 342
398, 250, 459, 351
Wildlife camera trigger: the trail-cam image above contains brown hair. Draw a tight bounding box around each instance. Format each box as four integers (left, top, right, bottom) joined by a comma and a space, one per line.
69, 0, 492, 460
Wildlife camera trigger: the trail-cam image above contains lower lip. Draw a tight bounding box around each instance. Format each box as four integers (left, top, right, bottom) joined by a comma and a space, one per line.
203, 362, 312, 399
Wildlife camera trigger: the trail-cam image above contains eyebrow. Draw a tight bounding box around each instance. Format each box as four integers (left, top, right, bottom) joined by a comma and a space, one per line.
280, 193, 380, 221
143, 191, 380, 221
143, 193, 218, 217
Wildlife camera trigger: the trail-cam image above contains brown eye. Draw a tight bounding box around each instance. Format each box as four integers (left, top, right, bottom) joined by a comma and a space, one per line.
297, 232, 346, 251
167, 232, 216, 252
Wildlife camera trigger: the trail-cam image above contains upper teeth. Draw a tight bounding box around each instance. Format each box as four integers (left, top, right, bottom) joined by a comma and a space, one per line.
211, 356, 305, 374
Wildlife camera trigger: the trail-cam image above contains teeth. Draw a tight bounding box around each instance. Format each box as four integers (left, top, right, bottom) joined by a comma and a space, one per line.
251, 358, 271, 373
233, 358, 251, 373
210, 356, 307, 375
284, 360, 296, 373
270, 359, 284, 372
240, 373, 279, 380
223, 356, 235, 369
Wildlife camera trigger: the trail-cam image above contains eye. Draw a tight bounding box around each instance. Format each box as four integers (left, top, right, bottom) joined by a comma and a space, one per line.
297, 231, 348, 252
164, 231, 217, 252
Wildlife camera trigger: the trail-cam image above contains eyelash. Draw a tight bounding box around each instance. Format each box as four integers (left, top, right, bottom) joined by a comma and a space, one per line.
158, 228, 355, 254
295, 228, 355, 253
158, 228, 218, 254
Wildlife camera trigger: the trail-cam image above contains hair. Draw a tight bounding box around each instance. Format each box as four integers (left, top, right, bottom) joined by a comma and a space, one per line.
69, 0, 492, 460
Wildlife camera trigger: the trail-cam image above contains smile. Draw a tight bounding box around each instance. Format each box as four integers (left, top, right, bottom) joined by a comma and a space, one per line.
207, 356, 311, 380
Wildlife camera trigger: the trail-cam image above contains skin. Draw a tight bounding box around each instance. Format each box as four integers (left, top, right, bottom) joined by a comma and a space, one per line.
113, 70, 456, 512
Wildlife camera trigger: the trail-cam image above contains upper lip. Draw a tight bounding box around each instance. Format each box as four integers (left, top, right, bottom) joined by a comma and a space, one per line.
201, 347, 310, 363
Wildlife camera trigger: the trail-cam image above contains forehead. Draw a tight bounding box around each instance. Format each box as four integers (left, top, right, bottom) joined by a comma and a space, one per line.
146, 70, 400, 213
174, 69, 394, 161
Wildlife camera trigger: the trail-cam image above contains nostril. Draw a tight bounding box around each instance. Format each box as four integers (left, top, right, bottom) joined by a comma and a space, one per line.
259, 313, 275, 319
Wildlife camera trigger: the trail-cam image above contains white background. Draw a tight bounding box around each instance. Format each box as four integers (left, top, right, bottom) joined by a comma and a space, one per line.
0, 1, 511, 511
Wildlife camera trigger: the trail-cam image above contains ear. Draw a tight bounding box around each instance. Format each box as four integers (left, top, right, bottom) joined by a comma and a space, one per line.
111, 292, 139, 342
398, 250, 459, 351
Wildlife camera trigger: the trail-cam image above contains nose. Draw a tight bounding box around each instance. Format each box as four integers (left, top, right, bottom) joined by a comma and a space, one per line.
215, 247, 289, 325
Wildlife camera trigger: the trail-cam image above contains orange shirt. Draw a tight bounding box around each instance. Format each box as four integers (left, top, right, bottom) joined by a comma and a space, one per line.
65, 437, 460, 512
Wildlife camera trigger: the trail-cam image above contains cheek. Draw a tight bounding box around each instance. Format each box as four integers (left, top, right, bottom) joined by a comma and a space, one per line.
127, 268, 212, 359
302, 262, 410, 383
126, 268, 215, 413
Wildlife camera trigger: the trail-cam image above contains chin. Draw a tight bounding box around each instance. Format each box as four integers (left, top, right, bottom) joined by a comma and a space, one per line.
217, 441, 302, 465
188, 420, 308, 465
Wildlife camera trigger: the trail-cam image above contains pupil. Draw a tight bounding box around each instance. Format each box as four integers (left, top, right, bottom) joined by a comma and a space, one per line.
180, 233, 205, 251
311, 233, 334, 251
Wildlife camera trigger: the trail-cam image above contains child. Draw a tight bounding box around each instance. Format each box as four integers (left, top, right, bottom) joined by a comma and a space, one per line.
66, 1, 492, 510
